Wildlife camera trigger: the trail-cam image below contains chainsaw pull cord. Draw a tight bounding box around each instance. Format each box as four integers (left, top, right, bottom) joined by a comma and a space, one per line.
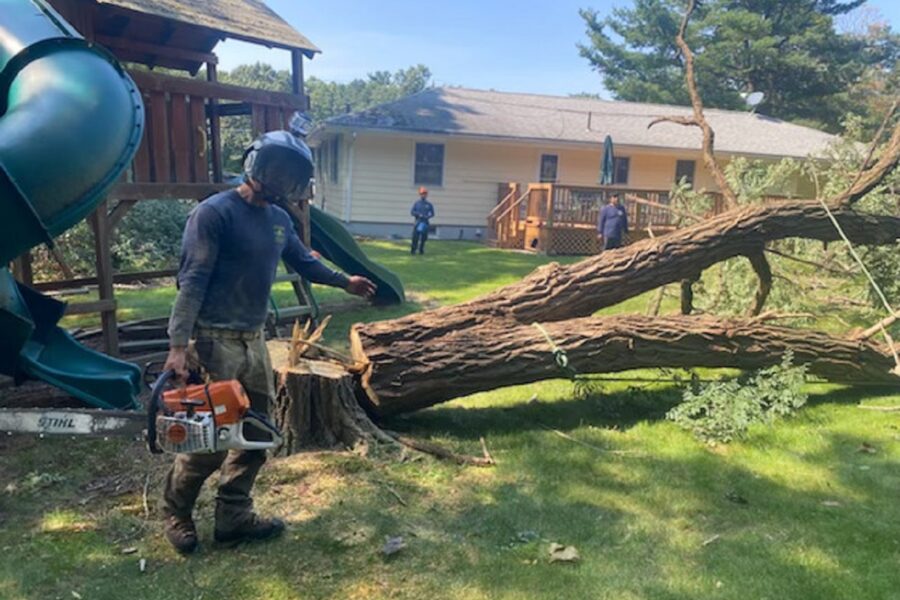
147, 369, 176, 454
532, 322, 579, 380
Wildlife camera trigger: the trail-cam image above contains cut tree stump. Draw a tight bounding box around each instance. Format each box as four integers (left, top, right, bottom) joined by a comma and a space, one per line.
268, 340, 391, 454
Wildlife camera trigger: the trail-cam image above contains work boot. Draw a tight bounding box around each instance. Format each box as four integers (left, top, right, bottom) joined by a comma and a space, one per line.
214, 513, 285, 545
164, 515, 199, 554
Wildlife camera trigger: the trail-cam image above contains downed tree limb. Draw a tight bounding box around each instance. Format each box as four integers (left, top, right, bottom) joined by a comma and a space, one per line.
357, 203, 900, 347
764, 247, 853, 276
385, 431, 496, 467
352, 314, 900, 416
856, 314, 900, 341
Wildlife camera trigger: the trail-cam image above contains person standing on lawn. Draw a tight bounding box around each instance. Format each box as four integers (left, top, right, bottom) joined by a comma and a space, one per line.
598, 193, 629, 250
161, 131, 376, 554
410, 187, 435, 254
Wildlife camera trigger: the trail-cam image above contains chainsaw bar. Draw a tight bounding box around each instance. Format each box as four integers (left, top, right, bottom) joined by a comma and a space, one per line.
0, 408, 146, 439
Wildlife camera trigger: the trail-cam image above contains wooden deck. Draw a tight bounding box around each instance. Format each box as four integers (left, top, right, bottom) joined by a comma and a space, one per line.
488, 183, 716, 255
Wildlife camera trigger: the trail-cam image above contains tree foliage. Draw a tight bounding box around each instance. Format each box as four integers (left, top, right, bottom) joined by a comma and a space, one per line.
667, 352, 809, 444
306, 64, 432, 122
32, 200, 193, 280
579, 0, 899, 131
215, 62, 432, 173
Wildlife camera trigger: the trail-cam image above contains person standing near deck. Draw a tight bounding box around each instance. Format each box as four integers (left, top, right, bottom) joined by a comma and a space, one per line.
598, 194, 628, 250
410, 187, 435, 255
161, 131, 376, 554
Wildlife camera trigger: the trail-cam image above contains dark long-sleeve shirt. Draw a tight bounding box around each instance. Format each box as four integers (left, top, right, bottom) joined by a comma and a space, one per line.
598, 203, 629, 240
411, 198, 435, 224
167, 190, 349, 346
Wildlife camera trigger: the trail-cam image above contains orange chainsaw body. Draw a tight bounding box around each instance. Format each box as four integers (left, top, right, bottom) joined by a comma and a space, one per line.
162, 380, 249, 426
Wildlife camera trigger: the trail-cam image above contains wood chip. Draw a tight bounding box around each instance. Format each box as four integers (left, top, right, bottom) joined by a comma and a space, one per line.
548, 542, 580, 563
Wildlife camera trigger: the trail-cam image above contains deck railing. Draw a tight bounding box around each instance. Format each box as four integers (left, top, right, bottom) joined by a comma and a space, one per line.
488, 182, 736, 255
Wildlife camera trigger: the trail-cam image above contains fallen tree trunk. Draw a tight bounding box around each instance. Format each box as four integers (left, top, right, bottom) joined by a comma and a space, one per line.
352, 315, 900, 416
358, 203, 900, 345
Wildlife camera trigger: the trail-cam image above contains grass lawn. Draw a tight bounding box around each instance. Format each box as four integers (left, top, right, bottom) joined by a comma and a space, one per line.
3, 241, 899, 600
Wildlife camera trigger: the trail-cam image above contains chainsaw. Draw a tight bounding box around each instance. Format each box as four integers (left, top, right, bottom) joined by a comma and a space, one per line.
0, 370, 283, 454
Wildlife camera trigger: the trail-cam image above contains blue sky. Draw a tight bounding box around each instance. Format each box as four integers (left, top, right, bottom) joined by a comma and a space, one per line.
217, 0, 900, 98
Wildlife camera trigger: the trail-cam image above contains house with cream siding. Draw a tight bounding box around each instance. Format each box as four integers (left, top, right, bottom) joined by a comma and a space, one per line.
310, 87, 839, 241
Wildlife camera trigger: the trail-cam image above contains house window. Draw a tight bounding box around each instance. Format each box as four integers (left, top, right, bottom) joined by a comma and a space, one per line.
312, 147, 321, 181
414, 143, 444, 186
675, 159, 695, 186
613, 157, 630, 184
329, 136, 341, 184
539, 154, 558, 183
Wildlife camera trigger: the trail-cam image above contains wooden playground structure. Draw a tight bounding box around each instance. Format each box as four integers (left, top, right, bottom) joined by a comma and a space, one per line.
9, 0, 318, 357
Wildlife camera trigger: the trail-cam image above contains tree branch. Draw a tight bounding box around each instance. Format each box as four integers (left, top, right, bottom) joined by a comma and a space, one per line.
830, 101, 900, 207
855, 313, 899, 341
647, 0, 741, 210
746, 250, 773, 316
647, 116, 699, 128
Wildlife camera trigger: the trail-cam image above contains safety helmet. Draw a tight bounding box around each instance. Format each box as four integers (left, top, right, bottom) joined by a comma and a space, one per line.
418, 187, 428, 195
242, 130, 314, 201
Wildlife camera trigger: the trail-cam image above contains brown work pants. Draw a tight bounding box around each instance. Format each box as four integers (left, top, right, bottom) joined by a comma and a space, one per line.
162, 330, 274, 531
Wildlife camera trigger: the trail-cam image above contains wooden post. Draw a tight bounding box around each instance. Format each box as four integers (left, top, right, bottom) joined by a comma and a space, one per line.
291, 50, 306, 108
298, 198, 311, 246
547, 183, 555, 227
11, 251, 34, 286
89, 201, 118, 356
207, 62, 223, 183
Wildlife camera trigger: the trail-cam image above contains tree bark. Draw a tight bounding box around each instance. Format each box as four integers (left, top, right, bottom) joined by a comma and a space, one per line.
353, 314, 900, 416
746, 251, 772, 316
680, 273, 700, 315
270, 357, 395, 454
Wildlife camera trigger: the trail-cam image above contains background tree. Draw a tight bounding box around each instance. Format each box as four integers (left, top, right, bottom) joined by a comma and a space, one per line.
306, 64, 432, 121
217, 63, 432, 172
578, 0, 898, 132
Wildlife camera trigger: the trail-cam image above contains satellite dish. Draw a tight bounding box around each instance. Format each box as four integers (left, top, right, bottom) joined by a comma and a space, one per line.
744, 91, 765, 108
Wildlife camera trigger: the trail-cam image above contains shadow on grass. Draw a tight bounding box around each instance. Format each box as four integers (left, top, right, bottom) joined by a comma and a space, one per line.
389, 383, 686, 440
389, 380, 900, 443
256, 419, 900, 599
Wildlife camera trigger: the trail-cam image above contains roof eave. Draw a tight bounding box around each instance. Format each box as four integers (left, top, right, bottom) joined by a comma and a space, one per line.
217, 31, 321, 57
317, 123, 825, 160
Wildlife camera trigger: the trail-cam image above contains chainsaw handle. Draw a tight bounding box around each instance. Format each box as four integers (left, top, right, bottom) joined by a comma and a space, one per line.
146, 369, 176, 454
235, 410, 284, 451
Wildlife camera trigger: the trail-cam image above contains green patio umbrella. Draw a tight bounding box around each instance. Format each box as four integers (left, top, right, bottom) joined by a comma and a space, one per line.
599, 135, 615, 185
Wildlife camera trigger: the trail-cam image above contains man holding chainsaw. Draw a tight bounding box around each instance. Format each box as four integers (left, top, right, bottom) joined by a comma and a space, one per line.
162, 130, 376, 554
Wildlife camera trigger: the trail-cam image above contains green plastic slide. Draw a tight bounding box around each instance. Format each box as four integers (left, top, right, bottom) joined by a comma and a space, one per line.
309, 206, 405, 305
0, 270, 141, 410
0, 0, 145, 409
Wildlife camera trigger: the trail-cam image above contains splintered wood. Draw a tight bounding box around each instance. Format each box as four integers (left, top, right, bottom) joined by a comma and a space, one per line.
287, 316, 332, 365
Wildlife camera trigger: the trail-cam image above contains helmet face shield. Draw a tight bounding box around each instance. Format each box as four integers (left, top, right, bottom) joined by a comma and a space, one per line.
243, 132, 314, 201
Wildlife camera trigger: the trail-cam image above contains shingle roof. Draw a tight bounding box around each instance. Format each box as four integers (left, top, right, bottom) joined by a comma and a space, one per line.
324, 87, 840, 159
97, 0, 320, 55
